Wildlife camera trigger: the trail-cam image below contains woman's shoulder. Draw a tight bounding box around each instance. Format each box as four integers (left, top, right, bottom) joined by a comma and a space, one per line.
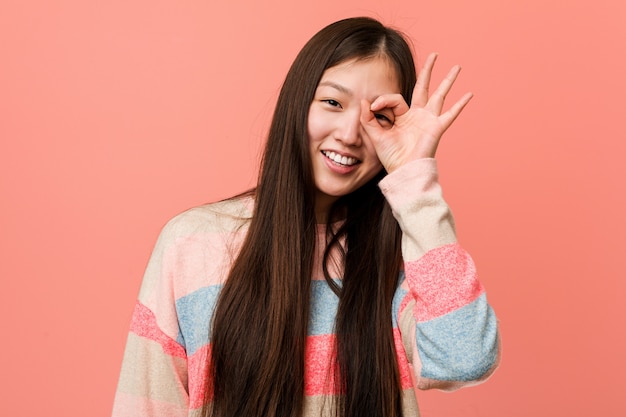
159, 194, 254, 243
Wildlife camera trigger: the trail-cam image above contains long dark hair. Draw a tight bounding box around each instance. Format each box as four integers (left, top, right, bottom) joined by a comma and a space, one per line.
205, 17, 417, 417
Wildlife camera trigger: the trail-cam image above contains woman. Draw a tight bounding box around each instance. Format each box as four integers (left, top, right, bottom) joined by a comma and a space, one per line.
113, 16, 500, 417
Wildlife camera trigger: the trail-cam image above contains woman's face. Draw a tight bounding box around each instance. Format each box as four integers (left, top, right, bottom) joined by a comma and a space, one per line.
307, 57, 401, 219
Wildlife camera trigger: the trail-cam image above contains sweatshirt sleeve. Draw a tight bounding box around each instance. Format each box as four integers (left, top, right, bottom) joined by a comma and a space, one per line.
379, 158, 500, 391
112, 217, 191, 416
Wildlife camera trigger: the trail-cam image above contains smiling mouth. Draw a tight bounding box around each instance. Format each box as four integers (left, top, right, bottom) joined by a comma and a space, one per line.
322, 150, 360, 167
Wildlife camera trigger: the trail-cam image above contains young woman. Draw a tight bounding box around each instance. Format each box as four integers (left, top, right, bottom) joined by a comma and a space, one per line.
113, 17, 500, 417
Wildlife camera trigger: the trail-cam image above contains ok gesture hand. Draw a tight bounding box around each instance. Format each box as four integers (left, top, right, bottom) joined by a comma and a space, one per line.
361, 53, 473, 173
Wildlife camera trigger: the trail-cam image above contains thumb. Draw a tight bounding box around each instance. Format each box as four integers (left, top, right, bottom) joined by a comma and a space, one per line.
360, 99, 384, 143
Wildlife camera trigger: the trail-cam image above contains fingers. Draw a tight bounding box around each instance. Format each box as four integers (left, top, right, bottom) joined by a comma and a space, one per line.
360, 99, 376, 124
370, 93, 410, 115
360, 99, 382, 135
439, 91, 473, 127
426, 64, 462, 114
412, 52, 438, 108
360, 98, 400, 145
413, 53, 469, 116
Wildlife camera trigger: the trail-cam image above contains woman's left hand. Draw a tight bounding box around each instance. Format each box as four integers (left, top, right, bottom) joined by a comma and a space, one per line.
361, 52, 473, 173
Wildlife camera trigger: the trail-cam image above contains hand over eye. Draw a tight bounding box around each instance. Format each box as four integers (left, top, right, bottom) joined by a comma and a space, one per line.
361, 52, 473, 173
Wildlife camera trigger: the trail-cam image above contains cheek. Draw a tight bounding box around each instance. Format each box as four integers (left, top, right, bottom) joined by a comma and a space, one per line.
363, 140, 382, 168
361, 149, 383, 181
368, 160, 384, 178
307, 107, 324, 144
307, 125, 319, 145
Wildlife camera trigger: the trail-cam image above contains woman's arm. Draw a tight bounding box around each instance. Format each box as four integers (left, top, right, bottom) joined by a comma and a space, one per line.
112, 215, 194, 416
381, 158, 500, 390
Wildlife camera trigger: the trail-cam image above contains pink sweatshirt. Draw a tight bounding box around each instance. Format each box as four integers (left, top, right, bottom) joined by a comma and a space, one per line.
112, 158, 500, 417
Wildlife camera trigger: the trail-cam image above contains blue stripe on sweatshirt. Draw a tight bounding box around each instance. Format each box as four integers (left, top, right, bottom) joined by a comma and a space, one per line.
175, 280, 342, 355
416, 293, 498, 381
176, 273, 415, 356
309, 280, 340, 336
175, 285, 222, 355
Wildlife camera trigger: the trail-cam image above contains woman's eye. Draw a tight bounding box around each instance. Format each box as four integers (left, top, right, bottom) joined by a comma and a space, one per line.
375, 113, 393, 126
323, 99, 341, 108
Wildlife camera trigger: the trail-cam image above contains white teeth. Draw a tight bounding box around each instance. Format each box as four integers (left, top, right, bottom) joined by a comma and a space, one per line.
323, 151, 358, 166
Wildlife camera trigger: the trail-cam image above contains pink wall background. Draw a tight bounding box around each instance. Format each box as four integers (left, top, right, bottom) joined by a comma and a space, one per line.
2, 1, 625, 415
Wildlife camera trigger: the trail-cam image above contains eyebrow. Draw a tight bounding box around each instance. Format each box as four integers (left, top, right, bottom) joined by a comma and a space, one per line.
317, 81, 353, 96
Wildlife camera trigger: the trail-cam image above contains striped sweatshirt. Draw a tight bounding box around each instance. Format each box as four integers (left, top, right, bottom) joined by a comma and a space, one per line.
112, 158, 500, 416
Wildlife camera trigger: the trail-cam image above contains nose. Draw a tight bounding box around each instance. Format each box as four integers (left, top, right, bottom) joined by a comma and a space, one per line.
334, 108, 362, 146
